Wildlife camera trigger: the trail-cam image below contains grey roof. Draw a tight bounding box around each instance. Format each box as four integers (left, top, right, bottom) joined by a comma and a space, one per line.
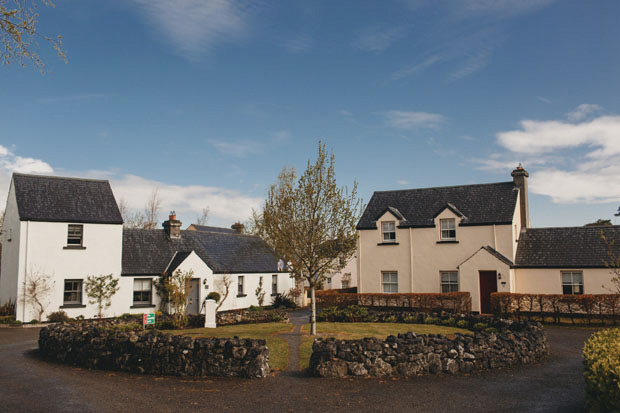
165, 251, 193, 273
122, 229, 285, 275
481, 246, 514, 266
515, 226, 620, 268
358, 181, 518, 229
12, 173, 123, 224
187, 224, 237, 234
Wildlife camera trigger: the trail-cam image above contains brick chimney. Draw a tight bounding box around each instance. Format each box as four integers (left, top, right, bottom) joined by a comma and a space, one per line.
511, 164, 530, 229
231, 222, 245, 233
163, 211, 182, 240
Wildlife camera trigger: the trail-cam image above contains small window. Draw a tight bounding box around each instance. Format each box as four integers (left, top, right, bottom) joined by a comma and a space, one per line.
63, 279, 83, 305
440, 271, 459, 293
440, 219, 456, 240
341, 280, 350, 289
272, 274, 278, 295
238, 275, 245, 296
133, 279, 152, 305
382, 221, 396, 242
67, 224, 83, 246
382, 271, 398, 293
562, 271, 583, 295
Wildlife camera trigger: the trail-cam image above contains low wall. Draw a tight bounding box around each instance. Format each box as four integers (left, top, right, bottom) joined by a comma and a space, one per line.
39, 323, 270, 378
309, 319, 548, 378
216, 308, 289, 326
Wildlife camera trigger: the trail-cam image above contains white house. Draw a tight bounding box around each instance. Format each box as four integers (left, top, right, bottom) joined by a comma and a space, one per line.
357, 166, 620, 313
0, 173, 293, 322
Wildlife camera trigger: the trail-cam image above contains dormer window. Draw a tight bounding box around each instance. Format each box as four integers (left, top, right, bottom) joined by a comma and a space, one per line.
67, 224, 83, 246
381, 221, 396, 242
440, 219, 456, 240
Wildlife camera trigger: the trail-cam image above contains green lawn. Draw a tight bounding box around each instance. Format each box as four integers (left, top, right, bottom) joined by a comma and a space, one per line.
298, 322, 472, 370
164, 322, 293, 371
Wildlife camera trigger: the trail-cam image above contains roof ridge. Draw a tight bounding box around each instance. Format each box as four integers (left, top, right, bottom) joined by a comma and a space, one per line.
526, 225, 620, 230
372, 181, 514, 194
13, 172, 110, 184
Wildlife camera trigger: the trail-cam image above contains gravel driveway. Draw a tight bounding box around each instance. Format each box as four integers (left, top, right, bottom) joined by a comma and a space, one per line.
0, 325, 593, 412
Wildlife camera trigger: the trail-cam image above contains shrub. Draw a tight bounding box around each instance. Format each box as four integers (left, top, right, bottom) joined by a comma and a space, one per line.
47, 311, 71, 323
248, 305, 262, 312
403, 315, 419, 324
155, 320, 176, 330
383, 315, 397, 323
473, 322, 488, 330
441, 318, 456, 326
0, 299, 16, 316
206, 292, 221, 303
583, 328, 620, 412
0, 315, 16, 324
456, 320, 469, 329
424, 316, 440, 325
484, 327, 498, 334
271, 293, 296, 309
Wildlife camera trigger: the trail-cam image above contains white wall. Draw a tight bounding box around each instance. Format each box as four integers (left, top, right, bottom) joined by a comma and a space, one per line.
458, 249, 512, 312
515, 268, 616, 295
325, 255, 357, 290
0, 183, 21, 308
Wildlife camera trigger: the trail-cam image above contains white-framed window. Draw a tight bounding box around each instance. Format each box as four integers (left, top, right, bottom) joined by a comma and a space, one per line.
63, 279, 83, 305
440, 219, 456, 240
341, 280, 350, 289
562, 271, 583, 295
272, 274, 278, 295
382, 271, 398, 293
382, 221, 396, 242
67, 224, 83, 246
440, 271, 459, 293
238, 275, 245, 296
133, 279, 152, 306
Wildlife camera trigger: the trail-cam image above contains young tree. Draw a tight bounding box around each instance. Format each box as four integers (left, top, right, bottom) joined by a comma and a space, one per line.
21, 269, 54, 322
1, 0, 66, 72
215, 274, 233, 312
84, 274, 119, 318
196, 207, 210, 226
255, 276, 266, 307
154, 269, 193, 325
257, 142, 362, 335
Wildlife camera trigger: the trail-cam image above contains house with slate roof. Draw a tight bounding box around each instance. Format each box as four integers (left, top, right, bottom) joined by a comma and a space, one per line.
357, 165, 620, 313
0, 173, 292, 322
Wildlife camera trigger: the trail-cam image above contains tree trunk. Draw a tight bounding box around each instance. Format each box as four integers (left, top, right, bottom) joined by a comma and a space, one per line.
310, 285, 317, 335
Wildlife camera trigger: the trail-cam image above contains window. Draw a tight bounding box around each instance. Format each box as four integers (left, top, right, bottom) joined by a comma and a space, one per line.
382, 271, 398, 293
440, 219, 456, 240
133, 279, 152, 305
63, 280, 83, 305
272, 274, 278, 295
238, 275, 245, 296
382, 221, 396, 242
440, 271, 459, 293
67, 224, 83, 246
562, 271, 583, 295
341, 280, 350, 289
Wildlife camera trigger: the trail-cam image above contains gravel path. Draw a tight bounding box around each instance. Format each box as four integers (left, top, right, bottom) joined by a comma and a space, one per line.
0, 322, 594, 412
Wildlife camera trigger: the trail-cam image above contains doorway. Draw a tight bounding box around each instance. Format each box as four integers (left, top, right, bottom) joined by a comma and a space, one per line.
186, 278, 200, 315
479, 271, 497, 314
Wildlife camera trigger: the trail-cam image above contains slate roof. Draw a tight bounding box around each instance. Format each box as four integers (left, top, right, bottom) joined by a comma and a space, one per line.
515, 226, 620, 268
481, 246, 514, 266
357, 181, 518, 229
122, 229, 285, 275
187, 224, 237, 234
12, 173, 123, 224
165, 251, 193, 273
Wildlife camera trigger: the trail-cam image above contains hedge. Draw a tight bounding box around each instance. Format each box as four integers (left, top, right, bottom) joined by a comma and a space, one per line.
316, 291, 472, 313
491, 292, 620, 325
583, 328, 620, 412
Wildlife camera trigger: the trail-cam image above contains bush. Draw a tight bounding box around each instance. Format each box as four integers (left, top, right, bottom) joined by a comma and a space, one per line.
484, 327, 498, 334
424, 316, 440, 325
441, 318, 456, 326
473, 322, 488, 330
0, 299, 16, 316
403, 315, 420, 324
271, 293, 296, 309
456, 320, 469, 329
48, 311, 71, 323
206, 292, 221, 303
583, 328, 620, 412
248, 305, 262, 312
155, 320, 176, 330
383, 315, 397, 323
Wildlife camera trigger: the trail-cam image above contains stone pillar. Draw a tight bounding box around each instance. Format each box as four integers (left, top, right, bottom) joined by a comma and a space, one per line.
204, 299, 217, 328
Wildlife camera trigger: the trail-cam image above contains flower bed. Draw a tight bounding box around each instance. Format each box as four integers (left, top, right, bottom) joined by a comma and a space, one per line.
583, 328, 620, 412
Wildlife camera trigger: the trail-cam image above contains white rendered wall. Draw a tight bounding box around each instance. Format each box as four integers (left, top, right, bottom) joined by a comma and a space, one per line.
0, 183, 22, 308
458, 249, 512, 312
515, 268, 616, 295
325, 255, 357, 290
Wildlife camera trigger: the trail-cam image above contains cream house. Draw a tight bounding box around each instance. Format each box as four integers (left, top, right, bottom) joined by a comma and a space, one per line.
0, 173, 293, 322
357, 166, 620, 313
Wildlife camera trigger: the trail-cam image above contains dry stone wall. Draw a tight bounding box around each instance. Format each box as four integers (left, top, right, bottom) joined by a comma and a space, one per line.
39, 323, 270, 378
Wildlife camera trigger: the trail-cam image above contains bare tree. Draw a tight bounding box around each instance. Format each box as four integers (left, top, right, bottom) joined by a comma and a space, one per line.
196, 206, 209, 226
143, 188, 162, 229
215, 274, 233, 312
1, 0, 66, 72
21, 269, 54, 322
117, 198, 129, 224
257, 142, 362, 335
118, 189, 162, 229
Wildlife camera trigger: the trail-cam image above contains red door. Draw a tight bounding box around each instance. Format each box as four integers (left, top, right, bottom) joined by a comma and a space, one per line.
479, 271, 497, 314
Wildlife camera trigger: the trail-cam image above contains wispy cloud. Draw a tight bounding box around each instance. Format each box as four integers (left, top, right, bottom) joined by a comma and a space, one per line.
567, 103, 603, 122
383, 110, 446, 130
537, 96, 552, 104
353, 25, 406, 53
448, 45, 495, 81
397, 179, 409, 185
406, 0, 556, 19
131, 0, 260, 58
208, 130, 292, 158
392, 55, 443, 80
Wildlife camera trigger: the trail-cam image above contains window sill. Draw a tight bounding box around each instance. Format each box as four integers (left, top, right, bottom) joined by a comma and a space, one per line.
130, 304, 156, 309
63, 246, 86, 250
60, 304, 86, 309
377, 242, 399, 246
237, 294, 247, 298
436, 240, 459, 244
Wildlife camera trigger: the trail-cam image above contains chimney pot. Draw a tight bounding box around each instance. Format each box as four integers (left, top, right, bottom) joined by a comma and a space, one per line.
231, 222, 245, 233
163, 213, 182, 240
511, 165, 530, 229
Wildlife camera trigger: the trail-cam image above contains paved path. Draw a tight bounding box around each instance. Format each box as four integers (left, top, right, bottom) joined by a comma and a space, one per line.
0, 324, 593, 412
278, 308, 310, 374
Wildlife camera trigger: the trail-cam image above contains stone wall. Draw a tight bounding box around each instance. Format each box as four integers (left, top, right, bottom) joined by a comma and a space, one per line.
216, 308, 289, 326
39, 323, 270, 378
309, 320, 548, 378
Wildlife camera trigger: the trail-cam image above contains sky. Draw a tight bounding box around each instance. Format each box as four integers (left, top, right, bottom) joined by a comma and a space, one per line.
1, 0, 620, 228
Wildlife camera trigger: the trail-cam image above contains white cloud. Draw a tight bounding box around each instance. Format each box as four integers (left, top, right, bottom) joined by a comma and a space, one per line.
567, 103, 603, 122
131, 0, 259, 58
383, 110, 446, 130
392, 55, 443, 80
397, 179, 409, 185
353, 25, 406, 53
490, 111, 620, 204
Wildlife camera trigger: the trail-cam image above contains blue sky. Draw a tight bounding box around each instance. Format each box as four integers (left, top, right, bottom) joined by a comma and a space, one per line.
1, 0, 620, 227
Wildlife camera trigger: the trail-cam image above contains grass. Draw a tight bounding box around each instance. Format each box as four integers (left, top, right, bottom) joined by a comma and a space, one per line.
298, 322, 472, 370
164, 322, 293, 371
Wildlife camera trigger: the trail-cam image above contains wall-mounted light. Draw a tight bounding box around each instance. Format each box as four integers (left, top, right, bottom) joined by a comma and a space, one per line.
497, 272, 502, 280
203, 279, 209, 289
